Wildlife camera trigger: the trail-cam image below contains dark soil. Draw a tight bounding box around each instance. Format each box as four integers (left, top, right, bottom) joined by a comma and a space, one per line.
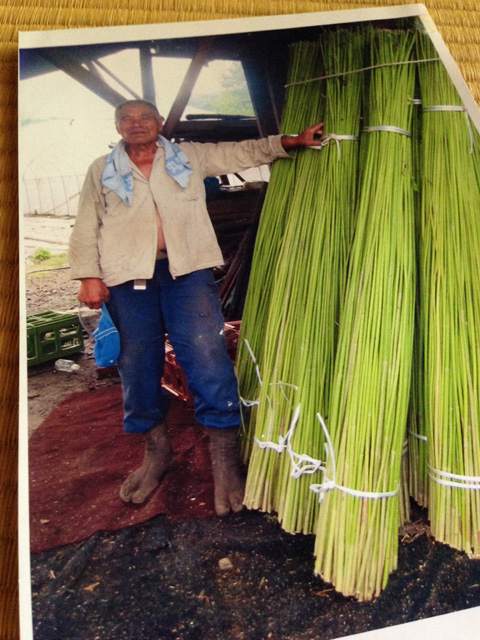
30, 509, 480, 640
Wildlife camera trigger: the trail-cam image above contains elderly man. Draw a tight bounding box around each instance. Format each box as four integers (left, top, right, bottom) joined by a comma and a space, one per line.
69, 99, 323, 516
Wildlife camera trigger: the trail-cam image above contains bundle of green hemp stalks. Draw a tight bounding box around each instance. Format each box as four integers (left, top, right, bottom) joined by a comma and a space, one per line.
236, 39, 324, 464
241, 29, 364, 535
416, 33, 480, 557
312, 27, 416, 601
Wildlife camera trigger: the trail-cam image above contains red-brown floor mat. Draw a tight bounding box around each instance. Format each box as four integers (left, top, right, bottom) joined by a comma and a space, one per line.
29, 385, 216, 553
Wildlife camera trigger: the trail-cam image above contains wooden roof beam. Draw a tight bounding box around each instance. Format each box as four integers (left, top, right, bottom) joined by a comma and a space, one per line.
38, 49, 127, 107
140, 46, 156, 104
163, 36, 215, 139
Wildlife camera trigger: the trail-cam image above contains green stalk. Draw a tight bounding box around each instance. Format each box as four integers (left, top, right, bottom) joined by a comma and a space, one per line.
406, 90, 428, 512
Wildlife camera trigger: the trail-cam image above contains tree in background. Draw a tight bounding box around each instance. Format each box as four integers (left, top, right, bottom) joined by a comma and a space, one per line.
190, 62, 254, 116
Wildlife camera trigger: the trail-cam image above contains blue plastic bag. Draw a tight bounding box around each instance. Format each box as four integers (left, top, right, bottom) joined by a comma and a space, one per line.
93, 303, 120, 367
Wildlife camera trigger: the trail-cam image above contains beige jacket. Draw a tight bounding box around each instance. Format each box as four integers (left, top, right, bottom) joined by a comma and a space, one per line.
69, 135, 291, 285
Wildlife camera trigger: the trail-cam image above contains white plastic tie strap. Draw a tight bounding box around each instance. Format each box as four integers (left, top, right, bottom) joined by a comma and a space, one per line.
428, 465, 480, 490
239, 339, 262, 407
319, 133, 359, 158
363, 125, 411, 137
408, 429, 428, 443
285, 405, 325, 478
253, 405, 400, 499
241, 337, 300, 448
422, 104, 474, 153
253, 401, 325, 477
283, 133, 359, 158
309, 413, 400, 503
240, 341, 323, 475
254, 404, 326, 478
241, 342, 399, 494
254, 402, 300, 455
255, 437, 287, 454
423, 105, 465, 112
239, 342, 300, 448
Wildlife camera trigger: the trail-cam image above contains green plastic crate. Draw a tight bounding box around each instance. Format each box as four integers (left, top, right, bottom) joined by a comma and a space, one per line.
27, 311, 84, 366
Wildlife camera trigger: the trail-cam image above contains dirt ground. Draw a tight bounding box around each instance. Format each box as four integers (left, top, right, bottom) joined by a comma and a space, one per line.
24, 260, 480, 640
25, 260, 117, 434
28, 509, 480, 640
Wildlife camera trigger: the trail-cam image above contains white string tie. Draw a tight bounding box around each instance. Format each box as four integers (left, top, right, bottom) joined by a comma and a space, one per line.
241, 343, 399, 498
309, 413, 400, 503
240, 340, 298, 445
282, 133, 359, 156
254, 402, 300, 455
255, 404, 326, 479
241, 397, 259, 407
269, 381, 299, 401
286, 405, 325, 478
239, 339, 262, 407
428, 465, 480, 490
408, 429, 428, 442
362, 125, 411, 137
318, 133, 359, 159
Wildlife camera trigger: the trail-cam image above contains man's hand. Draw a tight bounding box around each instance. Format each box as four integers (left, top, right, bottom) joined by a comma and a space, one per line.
281, 123, 325, 150
78, 278, 110, 309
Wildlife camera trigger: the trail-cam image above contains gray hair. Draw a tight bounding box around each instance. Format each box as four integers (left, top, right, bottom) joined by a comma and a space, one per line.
115, 99, 163, 122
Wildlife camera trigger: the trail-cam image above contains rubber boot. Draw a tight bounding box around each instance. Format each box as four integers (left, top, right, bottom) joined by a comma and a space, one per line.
207, 426, 245, 517
120, 421, 173, 504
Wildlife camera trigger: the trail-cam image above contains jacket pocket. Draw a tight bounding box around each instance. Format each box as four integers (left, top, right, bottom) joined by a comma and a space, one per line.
101, 186, 131, 217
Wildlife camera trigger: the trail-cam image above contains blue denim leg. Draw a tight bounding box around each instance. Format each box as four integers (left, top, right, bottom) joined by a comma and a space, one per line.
106, 260, 241, 433
157, 262, 241, 430
106, 277, 170, 434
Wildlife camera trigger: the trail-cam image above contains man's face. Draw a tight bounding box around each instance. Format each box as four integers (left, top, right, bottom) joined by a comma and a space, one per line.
115, 104, 164, 145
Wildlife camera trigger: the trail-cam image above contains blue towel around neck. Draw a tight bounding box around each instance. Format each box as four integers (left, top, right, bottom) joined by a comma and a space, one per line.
101, 135, 193, 205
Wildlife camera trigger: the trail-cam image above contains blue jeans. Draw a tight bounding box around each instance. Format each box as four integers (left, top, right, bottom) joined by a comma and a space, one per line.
106, 260, 241, 434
